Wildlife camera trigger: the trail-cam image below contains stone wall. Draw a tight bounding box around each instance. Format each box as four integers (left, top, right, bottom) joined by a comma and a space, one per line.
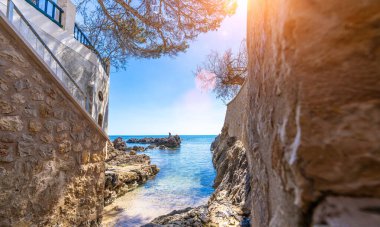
0, 17, 107, 226
222, 0, 380, 226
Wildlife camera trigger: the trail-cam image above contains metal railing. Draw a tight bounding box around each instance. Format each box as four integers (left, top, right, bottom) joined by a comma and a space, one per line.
74, 23, 92, 46
5, 0, 90, 113
74, 23, 108, 73
25, 0, 63, 27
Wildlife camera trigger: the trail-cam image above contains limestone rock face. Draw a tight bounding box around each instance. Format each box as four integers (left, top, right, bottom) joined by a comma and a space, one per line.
220, 0, 380, 226
0, 18, 107, 226
312, 197, 380, 226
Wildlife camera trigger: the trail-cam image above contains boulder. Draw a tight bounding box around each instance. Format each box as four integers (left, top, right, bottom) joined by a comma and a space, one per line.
112, 137, 127, 151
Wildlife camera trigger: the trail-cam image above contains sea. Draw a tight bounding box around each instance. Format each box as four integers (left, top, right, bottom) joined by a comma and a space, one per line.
104, 135, 217, 226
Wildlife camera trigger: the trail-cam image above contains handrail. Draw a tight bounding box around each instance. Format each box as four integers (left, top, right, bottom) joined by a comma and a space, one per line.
6, 0, 90, 113
25, 0, 63, 27
74, 23, 91, 46
74, 23, 108, 74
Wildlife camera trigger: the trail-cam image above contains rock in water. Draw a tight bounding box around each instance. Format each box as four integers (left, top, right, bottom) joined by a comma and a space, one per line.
112, 137, 127, 151
127, 133, 181, 149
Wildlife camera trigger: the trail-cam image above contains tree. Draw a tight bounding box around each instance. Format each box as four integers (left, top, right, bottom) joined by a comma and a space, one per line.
74, 0, 237, 70
195, 40, 247, 103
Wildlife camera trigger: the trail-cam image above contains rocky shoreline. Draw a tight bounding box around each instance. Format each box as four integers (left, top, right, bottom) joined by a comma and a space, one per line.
104, 139, 159, 206
144, 128, 250, 226
103, 133, 250, 226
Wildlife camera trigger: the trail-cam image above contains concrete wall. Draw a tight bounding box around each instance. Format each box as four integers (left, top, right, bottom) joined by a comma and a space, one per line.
0, 16, 107, 226
223, 0, 380, 226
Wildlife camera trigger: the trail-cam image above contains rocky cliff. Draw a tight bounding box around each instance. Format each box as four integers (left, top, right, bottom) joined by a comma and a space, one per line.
223, 0, 380, 226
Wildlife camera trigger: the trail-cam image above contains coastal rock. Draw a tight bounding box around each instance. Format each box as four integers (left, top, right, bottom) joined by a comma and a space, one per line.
146, 144, 157, 150
112, 137, 127, 151
106, 146, 150, 165
104, 146, 159, 206
210, 135, 219, 151
158, 145, 166, 150
142, 206, 207, 227
128, 145, 145, 152
128, 133, 181, 148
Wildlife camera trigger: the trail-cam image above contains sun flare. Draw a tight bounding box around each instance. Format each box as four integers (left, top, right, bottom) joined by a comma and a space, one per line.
226, 0, 247, 14
236, 0, 248, 11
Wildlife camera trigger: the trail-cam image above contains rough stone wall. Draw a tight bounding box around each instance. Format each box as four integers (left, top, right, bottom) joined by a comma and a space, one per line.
222, 0, 380, 226
0, 18, 107, 226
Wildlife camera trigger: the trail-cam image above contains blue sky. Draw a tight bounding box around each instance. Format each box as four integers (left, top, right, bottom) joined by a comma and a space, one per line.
108, 3, 247, 135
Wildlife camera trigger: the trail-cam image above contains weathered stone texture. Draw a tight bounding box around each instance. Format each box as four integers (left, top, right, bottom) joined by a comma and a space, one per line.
221, 0, 380, 226
0, 20, 107, 226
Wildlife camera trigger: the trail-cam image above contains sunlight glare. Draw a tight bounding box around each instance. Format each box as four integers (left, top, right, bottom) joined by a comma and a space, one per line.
226, 0, 247, 14
236, 0, 247, 12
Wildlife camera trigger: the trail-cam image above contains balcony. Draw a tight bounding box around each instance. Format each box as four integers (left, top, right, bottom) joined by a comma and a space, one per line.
25, 0, 63, 26
74, 23, 108, 72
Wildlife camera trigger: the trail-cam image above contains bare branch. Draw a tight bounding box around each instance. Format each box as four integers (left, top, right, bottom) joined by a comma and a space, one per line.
195, 40, 247, 103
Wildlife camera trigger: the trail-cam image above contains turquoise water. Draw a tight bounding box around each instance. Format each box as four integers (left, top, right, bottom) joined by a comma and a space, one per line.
106, 135, 217, 226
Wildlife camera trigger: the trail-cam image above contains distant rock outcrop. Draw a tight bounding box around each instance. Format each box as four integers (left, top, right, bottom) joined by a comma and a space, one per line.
127, 133, 181, 149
